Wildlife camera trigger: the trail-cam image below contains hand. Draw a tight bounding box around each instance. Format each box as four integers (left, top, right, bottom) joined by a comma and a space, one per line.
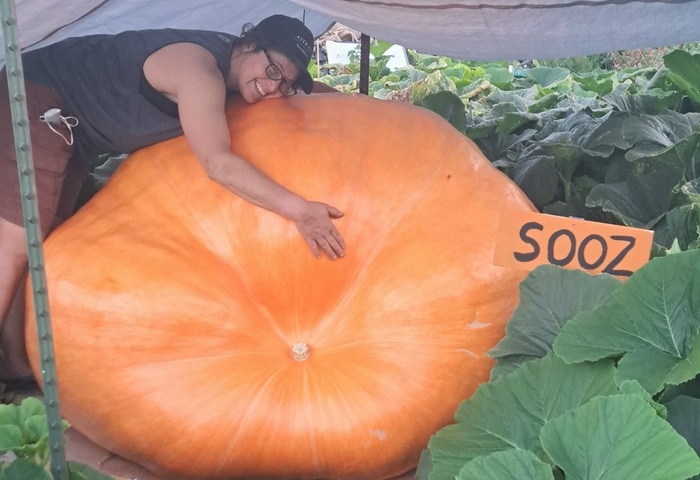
294, 201, 346, 260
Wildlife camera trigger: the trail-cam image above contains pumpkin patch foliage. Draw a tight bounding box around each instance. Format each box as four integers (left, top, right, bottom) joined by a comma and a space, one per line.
26, 94, 534, 479
418, 249, 700, 480
0, 398, 112, 479
320, 49, 700, 257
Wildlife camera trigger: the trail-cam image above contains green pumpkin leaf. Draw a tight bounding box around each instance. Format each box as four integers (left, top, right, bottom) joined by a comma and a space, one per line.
68, 462, 117, 480
1, 458, 52, 480
572, 72, 614, 96
603, 91, 663, 114
615, 346, 682, 393
586, 112, 632, 151
541, 395, 700, 480
489, 265, 620, 379
0, 405, 19, 429
664, 50, 700, 108
68, 471, 89, 480
485, 67, 513, 90
368, 39, 393, 58
659, 375, 700, 404
553, 249, 700, 394
539, 131, 585, 163
528, 93, 561, 114
17, 398, 45, 427
617, 380, 667, 418
456, 449, 555, 480
475, 128, 537, 164
622, 112, 693, 149
683, 181, 700, 205
526, 67, 571, 88
654, 203, 700, 251
497, 112, 540, 135
665, 395, 700, 458
420, 91, 467, 132
511, 150, 558, 209
585, 166, 683, 228
425, 355, 617, 480
666, 334, 700, 385
22, 416, 48, 445
0, 425, 23, 452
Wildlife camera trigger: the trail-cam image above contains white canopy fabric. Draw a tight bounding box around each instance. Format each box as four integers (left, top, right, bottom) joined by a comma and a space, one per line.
0, 0, 334, 64
2, 0, 700, 64
295, 0, 700, 60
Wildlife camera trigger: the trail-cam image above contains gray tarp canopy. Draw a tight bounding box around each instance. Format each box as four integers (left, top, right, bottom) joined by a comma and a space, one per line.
2, 0, 699, 65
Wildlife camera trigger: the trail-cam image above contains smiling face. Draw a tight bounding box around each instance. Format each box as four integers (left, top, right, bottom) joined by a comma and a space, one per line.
229, 46, 300, 104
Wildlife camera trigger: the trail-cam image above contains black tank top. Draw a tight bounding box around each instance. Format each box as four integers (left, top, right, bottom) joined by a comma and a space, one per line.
22, 29, 237, 163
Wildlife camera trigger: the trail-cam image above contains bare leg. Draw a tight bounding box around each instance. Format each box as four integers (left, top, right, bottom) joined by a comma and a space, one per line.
0, 218, 32, 380
0, 270, 31, 379
0, 213, 69, 381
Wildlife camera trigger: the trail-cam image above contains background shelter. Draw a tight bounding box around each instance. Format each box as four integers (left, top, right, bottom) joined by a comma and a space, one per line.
2, 0, 699, 65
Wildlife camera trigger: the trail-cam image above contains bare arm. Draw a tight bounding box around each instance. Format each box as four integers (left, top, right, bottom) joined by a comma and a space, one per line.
143, 43, 345, 259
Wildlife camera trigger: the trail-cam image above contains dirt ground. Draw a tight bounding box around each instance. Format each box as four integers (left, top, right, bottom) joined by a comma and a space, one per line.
66, 428, 417, 480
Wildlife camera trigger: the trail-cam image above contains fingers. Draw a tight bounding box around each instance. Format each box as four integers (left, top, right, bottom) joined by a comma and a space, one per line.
320, 205, 346, 257
306, 238, 322, 259
295, 201, 346, 260
303, 226, 346, 260
303, 230, 343, 260
317, 232, 345, 259
330, 225, 346, 250
304, 234, 343, 260
327, 206, 344, 219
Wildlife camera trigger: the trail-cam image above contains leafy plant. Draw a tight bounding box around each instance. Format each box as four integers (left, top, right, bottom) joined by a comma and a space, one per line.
315, 44, 700, 257
419, 91, 466, 132
535, 53, 611, 73
664, 50, 700, 109
553, 249, 700, 393
417, 249, 700, 480
0, 397, 114, 479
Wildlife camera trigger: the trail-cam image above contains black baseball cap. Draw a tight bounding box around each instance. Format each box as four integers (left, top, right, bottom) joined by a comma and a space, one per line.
255, 14, 314, 94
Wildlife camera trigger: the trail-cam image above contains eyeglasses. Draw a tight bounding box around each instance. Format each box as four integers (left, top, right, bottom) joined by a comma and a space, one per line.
262, 48, 298, 96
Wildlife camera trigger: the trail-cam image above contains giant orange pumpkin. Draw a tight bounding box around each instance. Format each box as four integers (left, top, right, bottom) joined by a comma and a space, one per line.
27, 93, 534, 480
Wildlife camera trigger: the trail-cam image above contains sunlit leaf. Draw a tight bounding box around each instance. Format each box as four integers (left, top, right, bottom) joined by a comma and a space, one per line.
541, 395, 700, 480
457, 449, 555, 480
554, 249, 700, 393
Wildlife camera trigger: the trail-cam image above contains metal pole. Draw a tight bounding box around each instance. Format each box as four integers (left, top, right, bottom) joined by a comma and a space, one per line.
359, 33, 370, 95
0, 1, 68, 479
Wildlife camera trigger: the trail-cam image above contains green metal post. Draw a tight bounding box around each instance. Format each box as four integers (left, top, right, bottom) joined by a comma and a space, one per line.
0, 1, 68, 479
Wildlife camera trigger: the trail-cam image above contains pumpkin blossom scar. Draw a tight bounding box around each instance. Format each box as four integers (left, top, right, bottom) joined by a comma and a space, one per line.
291, 341, 311, 361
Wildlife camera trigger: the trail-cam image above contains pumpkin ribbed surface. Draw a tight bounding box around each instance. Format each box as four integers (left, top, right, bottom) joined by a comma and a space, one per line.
27, 94, 534, 480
